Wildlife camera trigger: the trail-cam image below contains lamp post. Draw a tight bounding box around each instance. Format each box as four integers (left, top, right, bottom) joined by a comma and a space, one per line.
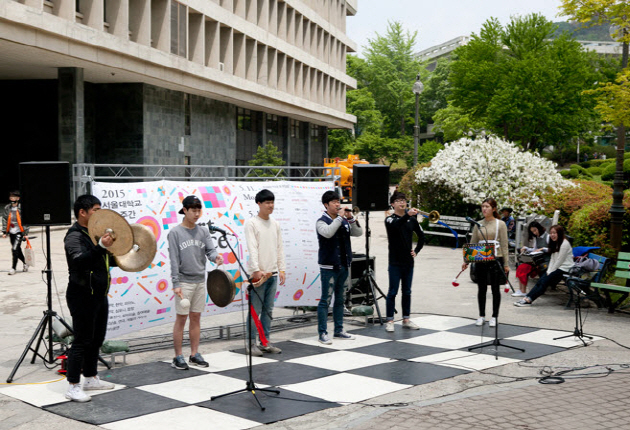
412, 74, 424, 166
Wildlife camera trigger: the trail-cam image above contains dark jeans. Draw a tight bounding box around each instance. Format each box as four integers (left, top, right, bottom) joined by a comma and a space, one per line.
318, 267, 348, 335
386, 264, 414, 320
9, 233, 25, 269
527, 269, 567, 303
66, 293, 109, 384
475, 257, 505, 318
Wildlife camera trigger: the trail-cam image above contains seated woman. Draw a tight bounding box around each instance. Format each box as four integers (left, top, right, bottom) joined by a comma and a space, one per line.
513, 221, 549, 297
514, 225, 573, 307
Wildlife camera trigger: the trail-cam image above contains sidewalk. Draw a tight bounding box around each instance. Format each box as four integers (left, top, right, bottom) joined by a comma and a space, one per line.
1, 218, 629, 429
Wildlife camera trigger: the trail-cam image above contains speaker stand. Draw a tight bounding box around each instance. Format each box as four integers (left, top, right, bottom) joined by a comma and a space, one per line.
357, 211, 387, 324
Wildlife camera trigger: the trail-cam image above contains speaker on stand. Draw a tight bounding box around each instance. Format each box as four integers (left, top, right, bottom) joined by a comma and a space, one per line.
7, 162, 75, 382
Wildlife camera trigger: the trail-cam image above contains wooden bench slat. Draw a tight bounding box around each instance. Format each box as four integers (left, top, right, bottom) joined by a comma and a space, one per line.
614, 270, 630, 279
617, 252, 630, 261
617, 261, 630, 270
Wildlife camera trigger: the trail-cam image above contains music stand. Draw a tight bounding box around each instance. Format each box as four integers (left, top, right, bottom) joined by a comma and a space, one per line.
553, 279, 592, 347
209, 229, 279, 410
7, 226, 110, 383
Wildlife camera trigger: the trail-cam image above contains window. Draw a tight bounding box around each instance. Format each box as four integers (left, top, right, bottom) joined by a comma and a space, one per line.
266, 114, 279, 136
184, 93, 191, 135
237, 108, 252, 131
290, 119, 300, 138
171, 1, 187, 57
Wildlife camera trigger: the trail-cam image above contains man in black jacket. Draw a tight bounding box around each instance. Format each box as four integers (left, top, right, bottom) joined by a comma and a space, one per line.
384, 192, 424, 332
64, 195, 116, 402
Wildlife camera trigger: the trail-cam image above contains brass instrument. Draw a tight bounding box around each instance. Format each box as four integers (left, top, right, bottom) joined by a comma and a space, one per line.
417, 209, 440, 223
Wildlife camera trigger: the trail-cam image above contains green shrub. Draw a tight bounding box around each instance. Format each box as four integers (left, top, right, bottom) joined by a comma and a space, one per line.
587, 166, 602, 176
602, 163, 616, 181
568, 169, 580, 178
542, 180, 614, 227
560, 170, 572, 178
589, 159, 612, 167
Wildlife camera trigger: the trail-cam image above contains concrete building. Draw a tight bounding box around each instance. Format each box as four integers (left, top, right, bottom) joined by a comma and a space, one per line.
0, 0, 357, 194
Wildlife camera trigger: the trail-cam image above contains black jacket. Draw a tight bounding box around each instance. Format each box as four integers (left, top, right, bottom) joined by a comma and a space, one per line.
385, 212, 424, 266
64, 222, 112, 297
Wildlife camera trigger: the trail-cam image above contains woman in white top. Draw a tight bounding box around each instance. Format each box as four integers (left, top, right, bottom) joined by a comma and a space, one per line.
514, 225, 573, 307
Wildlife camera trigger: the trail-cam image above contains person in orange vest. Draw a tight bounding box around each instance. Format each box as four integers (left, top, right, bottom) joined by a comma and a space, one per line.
2, 190, 29, 275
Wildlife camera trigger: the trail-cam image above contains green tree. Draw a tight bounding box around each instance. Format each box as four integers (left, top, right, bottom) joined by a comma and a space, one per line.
364, 21, 424, 138
247, 142, 285, 177
445, 14, 599, 152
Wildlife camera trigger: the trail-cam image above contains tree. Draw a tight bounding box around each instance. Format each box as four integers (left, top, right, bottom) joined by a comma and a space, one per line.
444, 14, 600, 152
364, 21, 424, 138
560, 0, 630, 251
247, 142, 285, 177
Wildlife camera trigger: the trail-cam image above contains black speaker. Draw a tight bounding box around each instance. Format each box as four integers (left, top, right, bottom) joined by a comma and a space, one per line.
19, 162, 71, 226
352, 164, 390, 211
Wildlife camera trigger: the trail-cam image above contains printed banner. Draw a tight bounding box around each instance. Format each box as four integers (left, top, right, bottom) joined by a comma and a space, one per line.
92, 180, 332, 338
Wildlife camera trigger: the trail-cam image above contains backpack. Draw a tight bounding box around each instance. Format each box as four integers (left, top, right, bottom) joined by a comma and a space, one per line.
568, 256, 600, 278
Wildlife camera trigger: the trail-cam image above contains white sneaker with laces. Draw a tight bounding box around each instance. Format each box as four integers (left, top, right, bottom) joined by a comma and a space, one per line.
511, 291, 526, 297
8, 269, 16, 275
385, 321, 395, 332
402, 320, 420, 330
65, 384, 91, 402
83, 376, 115, 391
489, 317, 497, 327
475, 317, 485, 326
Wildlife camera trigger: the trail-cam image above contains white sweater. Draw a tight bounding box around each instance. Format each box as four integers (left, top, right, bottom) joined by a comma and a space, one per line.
547, 239, 573, 273
244, 215, 286, 274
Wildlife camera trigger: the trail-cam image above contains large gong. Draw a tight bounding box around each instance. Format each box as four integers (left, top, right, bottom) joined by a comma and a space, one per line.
207, 269, 236, 307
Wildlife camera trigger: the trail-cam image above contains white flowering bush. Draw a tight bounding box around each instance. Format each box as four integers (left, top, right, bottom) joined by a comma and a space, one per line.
415, 136, 574, 214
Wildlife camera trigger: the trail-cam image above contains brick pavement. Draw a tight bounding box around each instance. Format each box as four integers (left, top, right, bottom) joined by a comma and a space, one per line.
356, 371, 630, 430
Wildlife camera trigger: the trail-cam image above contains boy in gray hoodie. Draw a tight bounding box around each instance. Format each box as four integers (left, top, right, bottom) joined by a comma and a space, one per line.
168, 196, 223, 370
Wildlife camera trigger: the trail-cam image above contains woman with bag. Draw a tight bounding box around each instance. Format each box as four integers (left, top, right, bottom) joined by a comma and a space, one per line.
462, 198, 509, 327
2, 190, 30, 275
514, 225, 573, 307
513, 221, 549, 297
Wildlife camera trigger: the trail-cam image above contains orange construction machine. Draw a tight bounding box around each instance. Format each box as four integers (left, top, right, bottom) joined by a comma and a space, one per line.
323, 154, 369, 203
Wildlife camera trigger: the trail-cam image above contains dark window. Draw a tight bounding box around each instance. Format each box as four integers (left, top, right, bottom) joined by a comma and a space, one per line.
266, 114, 279, 136
237, 107, 253, 131
290, 119, 300, 138
171, 1, 187, 57
184, 93, 191, 136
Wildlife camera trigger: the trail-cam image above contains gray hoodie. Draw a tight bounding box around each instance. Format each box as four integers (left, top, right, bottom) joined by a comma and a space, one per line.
168, 224, 219, 289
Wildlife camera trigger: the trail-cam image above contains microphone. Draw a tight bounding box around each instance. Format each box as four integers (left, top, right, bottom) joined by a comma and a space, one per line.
465, 216, 481, 226
208, 223, 234, 236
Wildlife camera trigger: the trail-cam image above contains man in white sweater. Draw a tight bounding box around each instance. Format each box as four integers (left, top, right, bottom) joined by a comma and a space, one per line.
244, 189, 286, 356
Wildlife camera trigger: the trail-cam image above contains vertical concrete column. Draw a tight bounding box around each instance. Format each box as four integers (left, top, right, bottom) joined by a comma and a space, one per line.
268, 0, 277, 36
54, 0, 75, 20
58, 67, 85, 163
129, 0, 151, 45
306, 122, 312, 167
286, 7, 295, 45
257, 44, 268, 85
277, 2, 286, 40
82, 0, 104, 29
286, 57, 295, 95
233, 33, 246, 78
107, 0, 130, 38
246, 38, 258, 81
257, 0, 268, 31
246, 0, 257, 23
205, 20, 220, 68
189, 13, 205, 64
151, 0, 170, 52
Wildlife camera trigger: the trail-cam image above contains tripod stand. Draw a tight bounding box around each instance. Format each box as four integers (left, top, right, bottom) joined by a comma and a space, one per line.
210, 231, 279, 410
7, 226, 110, 383
356, 211, 387, 325
553, 280, 592, 346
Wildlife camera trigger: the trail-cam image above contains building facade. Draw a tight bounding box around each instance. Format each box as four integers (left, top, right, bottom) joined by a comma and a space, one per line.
0, 0, 357, 193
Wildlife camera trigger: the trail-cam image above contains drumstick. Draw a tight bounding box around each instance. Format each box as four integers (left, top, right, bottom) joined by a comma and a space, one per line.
451, 269, 466, 287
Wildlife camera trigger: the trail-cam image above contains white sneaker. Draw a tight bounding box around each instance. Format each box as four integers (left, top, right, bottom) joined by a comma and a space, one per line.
83, 376, 115, 391
475, 317, 485, 326
511, 291, 526, 297
8, 269, 16, 275
65, 384, 91, 402
385, 321, 395, 332
489, 317, 497, 327
23, 264, 28, 272
402, 320, 420, 330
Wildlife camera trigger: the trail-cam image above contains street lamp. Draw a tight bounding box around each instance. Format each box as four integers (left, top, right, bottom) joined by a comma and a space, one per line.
412, 74, 424, 166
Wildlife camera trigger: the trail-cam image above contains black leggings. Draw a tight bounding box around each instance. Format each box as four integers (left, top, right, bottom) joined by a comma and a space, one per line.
475, 257, 505, 318
9, 233, 25, 269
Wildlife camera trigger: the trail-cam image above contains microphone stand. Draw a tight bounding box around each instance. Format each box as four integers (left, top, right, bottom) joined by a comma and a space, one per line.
209, 229, 279, 410
466, 219, 525, 359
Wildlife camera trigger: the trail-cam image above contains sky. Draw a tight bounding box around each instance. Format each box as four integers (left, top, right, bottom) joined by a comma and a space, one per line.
346, 0, 566, 55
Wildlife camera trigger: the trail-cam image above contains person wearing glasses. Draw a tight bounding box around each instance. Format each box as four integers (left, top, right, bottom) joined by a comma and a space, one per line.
384, 192, 424, 332
2, 190, 29, 275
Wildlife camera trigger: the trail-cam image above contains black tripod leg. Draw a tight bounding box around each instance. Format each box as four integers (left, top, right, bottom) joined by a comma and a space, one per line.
468, 318, 525, 358
554, 292, 592, 345
7, 313, 48, 383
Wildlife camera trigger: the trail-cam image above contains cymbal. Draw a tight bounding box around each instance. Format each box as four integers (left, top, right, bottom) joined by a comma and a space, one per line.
114, 224, 157, 272
207, 269, 236, 307
87, 209, 134, 256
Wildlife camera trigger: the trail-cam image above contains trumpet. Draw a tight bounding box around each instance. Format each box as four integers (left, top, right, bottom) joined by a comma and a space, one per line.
415, 209, 440, 223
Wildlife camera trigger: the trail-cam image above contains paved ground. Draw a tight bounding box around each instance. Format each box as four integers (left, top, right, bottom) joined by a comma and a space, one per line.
1, 216, 629, 429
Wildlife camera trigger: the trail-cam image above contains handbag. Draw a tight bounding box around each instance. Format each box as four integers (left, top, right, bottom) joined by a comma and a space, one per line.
24, 238, 35, 267
463, 243, 496, 263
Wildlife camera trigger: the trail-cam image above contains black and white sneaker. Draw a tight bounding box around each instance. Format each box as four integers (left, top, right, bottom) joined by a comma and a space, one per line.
189, 353, 209, 367
171, 355, 189, 370
258, 343, 282, 354
514, 299, 532, 307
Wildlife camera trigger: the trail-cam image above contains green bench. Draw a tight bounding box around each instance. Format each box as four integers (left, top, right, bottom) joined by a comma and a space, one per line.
591, 251, 630, 313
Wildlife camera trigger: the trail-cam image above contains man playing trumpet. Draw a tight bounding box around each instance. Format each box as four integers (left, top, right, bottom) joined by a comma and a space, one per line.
384, 192, 424, 332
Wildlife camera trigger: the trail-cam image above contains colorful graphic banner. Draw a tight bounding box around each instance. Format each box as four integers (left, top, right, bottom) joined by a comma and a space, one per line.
92, 180, 332, 338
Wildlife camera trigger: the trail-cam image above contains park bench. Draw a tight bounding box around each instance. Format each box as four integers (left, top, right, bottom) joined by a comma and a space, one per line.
563, 253, 610, 309
423, 215, 473, 248
590, 251, 630, 314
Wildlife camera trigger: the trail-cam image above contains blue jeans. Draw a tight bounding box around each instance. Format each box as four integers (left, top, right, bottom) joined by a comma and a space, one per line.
318, 267, 348, 335
527, 269, 567, 303
247, 276, 277, 343
386, 264, 414, 320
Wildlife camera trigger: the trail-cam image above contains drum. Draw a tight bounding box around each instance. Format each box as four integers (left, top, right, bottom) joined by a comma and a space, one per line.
206, 269, 236, 307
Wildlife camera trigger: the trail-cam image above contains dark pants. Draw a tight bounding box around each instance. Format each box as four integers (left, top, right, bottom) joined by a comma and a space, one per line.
475, 257, 505, 318
66, 293, 109, 384
318, 267, 348, 335
386, 264, 414, 320
527, 269, 567, 303
9, 233, 25, 269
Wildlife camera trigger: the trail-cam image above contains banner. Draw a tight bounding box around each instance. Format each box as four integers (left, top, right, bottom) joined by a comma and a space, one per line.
92, 180, 332, 338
